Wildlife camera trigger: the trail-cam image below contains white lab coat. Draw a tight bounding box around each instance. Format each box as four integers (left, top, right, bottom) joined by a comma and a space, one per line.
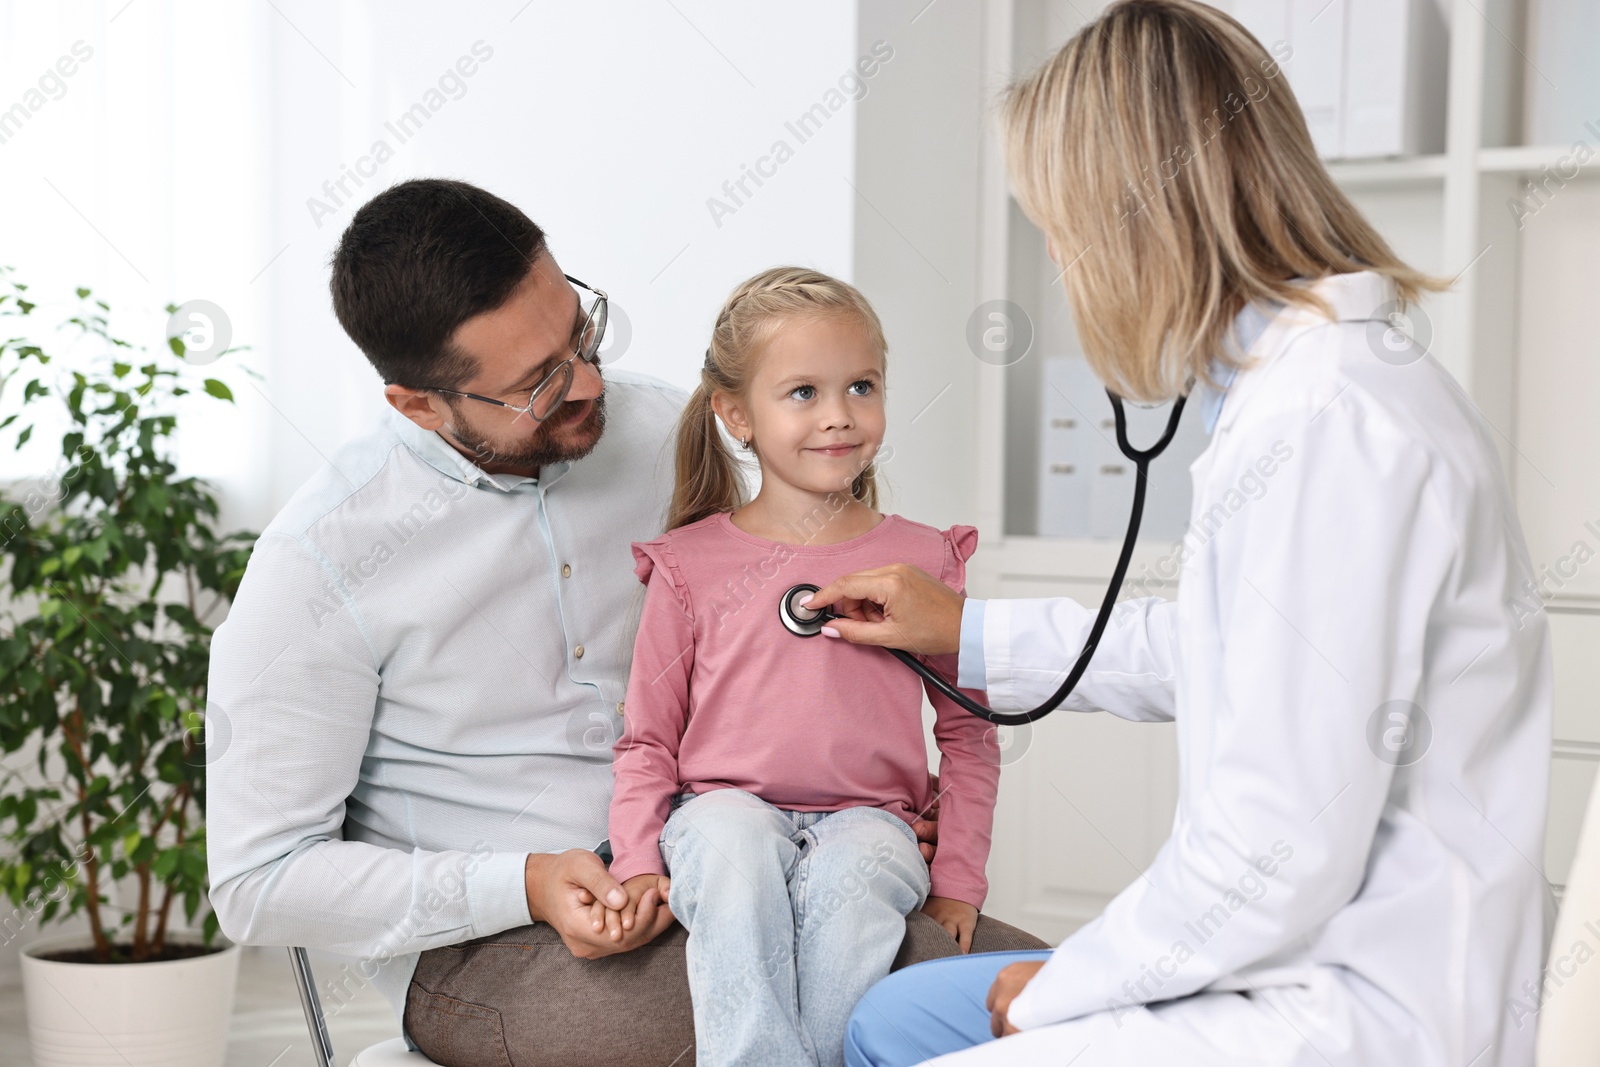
940, 272, 1553, 1066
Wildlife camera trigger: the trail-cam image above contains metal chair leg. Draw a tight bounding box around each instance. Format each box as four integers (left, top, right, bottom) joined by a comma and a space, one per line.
288, 946, 338, 1067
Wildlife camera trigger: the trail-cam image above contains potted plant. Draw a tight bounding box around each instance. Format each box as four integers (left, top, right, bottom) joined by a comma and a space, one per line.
0, 269, 257, 1067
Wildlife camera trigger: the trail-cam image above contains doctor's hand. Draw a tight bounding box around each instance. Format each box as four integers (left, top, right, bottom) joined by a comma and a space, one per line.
986, 960, 1046, 1037
525, 850, 675, 959
801, 564, 964, 657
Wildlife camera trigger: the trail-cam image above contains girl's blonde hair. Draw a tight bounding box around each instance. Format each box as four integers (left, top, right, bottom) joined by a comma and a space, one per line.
666, 266, 887, 532
999, 0, 1449, 402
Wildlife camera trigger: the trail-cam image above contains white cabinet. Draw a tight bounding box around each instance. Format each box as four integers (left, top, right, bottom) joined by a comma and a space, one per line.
1222, 0, 1450, 159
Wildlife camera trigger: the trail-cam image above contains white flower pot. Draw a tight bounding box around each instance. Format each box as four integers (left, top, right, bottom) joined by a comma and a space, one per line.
20, 932, 241, 1067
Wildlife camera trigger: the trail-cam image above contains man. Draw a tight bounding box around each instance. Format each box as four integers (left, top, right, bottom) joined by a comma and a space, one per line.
206, 178, 1045, 1064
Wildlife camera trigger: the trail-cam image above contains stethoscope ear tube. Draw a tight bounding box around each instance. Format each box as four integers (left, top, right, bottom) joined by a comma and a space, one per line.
781, 389, 1187, 727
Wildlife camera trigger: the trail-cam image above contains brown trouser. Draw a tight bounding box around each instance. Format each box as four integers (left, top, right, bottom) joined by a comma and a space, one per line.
404, 911, 1049, 1066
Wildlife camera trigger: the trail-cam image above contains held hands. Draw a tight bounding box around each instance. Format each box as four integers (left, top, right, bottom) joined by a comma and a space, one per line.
523, 851, 674, 959
590, 873, 673, 945
922, 895, 978, 953
986, 960, 1047, 1037
801, 564, 965, 657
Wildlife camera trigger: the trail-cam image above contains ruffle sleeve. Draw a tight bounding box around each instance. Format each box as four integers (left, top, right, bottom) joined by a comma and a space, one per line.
630, 536, 693, 618
937, 524, 979, 595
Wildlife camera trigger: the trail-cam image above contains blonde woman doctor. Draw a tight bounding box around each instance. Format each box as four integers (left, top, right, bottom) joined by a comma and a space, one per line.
806, 2, 1554, 1065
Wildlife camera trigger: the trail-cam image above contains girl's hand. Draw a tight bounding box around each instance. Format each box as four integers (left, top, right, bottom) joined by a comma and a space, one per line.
922, 895, 978, 953
616, 873, 671, 937
589, 873, 671, 945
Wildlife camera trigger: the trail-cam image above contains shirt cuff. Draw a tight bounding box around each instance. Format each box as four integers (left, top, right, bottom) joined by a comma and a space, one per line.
464, 850, 534, 935
957, 598, 988, 691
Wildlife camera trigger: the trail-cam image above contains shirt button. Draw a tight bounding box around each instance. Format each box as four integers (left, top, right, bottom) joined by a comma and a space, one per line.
562, 564, 572, 578
616, 701, 625, 716
574, 645, 585, 659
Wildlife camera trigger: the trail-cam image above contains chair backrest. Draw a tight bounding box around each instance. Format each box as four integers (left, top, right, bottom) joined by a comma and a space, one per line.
288, 947, 338, 1067
1537, 772, 1600, 1063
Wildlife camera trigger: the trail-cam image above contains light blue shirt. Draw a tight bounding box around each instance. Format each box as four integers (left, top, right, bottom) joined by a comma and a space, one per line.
957, 303, 1274, 690
205, 371, 687, 1026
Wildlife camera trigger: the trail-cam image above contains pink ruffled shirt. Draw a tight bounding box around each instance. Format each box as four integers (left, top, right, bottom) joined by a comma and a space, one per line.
608, 510, 999, 908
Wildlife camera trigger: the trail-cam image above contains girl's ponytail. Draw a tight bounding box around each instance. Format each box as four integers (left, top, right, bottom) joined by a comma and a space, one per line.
665, 370, 748, 532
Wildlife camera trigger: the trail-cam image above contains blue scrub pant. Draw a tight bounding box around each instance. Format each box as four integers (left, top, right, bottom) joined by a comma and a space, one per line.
844, 950, 1052, 1066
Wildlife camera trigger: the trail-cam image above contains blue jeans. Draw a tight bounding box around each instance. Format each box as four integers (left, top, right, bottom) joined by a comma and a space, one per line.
843, 950, 1054, 1066
661, 788, 932, 1067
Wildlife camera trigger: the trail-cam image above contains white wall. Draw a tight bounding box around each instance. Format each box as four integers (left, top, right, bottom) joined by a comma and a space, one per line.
0, 0, 864, 527
852, 1, 989, 530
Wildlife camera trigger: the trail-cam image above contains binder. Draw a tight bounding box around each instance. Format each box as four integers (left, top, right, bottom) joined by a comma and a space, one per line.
1038, 357, 1208, 542
1219, 0, 1448, 161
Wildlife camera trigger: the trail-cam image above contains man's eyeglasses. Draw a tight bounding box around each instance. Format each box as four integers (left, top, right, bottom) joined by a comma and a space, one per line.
425, 275, 608, 423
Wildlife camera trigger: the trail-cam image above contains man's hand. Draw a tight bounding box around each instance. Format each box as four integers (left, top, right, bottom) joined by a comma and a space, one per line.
589, 873, 671, 945
986, 960, 1046, 1037
524, 851, 674, 959
922, 896, 978, 952
912, 773, 940, 863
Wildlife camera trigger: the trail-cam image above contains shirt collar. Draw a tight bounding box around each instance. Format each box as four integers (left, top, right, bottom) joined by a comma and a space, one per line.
384, 404, 567, 492
1197, 301, 1276, 434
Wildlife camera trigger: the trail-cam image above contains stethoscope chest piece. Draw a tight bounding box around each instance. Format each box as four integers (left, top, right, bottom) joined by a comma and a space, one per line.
780, 583, 835, 638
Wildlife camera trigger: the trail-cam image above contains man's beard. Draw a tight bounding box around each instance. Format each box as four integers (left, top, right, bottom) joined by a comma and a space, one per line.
443, 389, 608, 473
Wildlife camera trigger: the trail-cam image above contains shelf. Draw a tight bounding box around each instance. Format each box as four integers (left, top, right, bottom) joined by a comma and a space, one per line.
1479, 144, 1600, 176
1324, 154, 1448, 187
981, 534, 1185, 588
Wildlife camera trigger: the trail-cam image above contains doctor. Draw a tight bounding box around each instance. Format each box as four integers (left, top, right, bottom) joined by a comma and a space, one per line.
810, 2, 1554, 1065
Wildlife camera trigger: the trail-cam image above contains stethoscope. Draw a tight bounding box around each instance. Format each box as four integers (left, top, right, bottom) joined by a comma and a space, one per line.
780, 389, 1188, 727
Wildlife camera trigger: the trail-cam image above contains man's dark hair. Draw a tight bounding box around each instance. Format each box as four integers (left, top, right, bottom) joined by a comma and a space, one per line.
330, 178, 546, 388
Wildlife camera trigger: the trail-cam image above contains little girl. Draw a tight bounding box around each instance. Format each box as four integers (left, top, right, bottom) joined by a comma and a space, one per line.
604, 267, 1000, 1067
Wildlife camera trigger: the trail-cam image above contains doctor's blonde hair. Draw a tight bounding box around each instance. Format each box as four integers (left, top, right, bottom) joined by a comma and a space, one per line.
666, 267, 886, 532
1000, 0, 1448, 402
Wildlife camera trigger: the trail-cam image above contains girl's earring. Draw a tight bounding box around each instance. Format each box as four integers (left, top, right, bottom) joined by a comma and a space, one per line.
741, 436, 750, 450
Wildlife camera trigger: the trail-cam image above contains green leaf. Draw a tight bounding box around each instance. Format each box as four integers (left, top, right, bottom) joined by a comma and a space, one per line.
122, 831, 141, 859
152, 849, 179, 880
62, 545, 82, 566
83, 537, 110, 565
75, 287, 91, 299
167, 336, 185, 358
202, 379, 233, 402
15, 425, 31, 448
